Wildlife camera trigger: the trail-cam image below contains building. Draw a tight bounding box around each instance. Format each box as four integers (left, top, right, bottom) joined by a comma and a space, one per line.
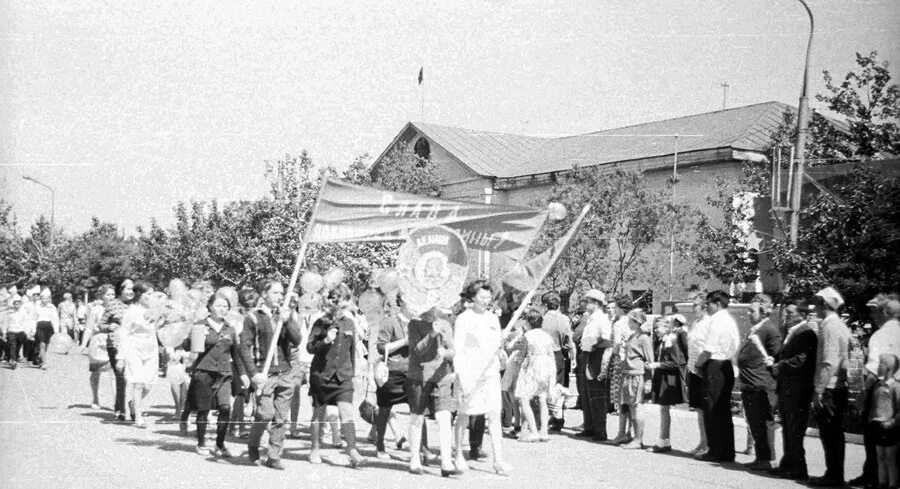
371, 101, 803, 310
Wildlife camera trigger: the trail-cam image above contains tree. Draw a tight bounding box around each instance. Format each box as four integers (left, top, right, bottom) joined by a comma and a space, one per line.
369, 142, 441, 196
529, 167, 700, 304
769, 167, 900, 321
819, 51, 900, 158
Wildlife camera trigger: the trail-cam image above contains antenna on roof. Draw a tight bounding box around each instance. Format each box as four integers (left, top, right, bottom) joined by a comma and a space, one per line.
721, 82, 730, 111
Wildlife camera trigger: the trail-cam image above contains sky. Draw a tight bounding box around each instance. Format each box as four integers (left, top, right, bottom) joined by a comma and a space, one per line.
1, 0, 898, 235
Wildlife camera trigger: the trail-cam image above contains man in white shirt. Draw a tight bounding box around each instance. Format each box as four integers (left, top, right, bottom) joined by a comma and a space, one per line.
695, 290, 740, 463
576, 289, 613, 441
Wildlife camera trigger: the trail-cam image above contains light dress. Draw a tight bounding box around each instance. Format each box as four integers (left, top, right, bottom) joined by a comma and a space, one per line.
515, 328, 557, 399
120, 305, 160, 385
453, 309, 502, 415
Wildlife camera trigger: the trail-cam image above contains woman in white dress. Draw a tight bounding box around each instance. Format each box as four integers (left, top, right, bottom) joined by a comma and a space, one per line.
117, 282, 163, 428
453, 281, 510, 475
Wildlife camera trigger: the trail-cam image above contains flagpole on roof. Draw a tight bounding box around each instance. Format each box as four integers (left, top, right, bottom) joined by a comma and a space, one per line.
418, 66, 424, 119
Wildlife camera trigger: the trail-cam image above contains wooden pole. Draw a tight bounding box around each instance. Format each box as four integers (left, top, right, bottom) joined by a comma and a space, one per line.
258, 181, 328, 381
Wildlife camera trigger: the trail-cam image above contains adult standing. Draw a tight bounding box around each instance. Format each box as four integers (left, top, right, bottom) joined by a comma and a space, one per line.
695, 290, 740, 463
185, 294, 243, 456
306, 286, 365, 467
453, 281, 510, 476
117, 282, 161, 428
737, 294, 782, 470
100, 279, 134, 421
239, 279, 302, 470
373, 296, 410, 459
808, 286, 851, 487
406, 308, 457, 476
34, 288, 59, 369
86, 285, 115, 409
768, 299, 818, 481
75, 297, 88, 345
541, 292, 575, 431
576, 289, 612, 442
849, 295, 900, 488
686, 294, 712, 457
59, 292, 76, 341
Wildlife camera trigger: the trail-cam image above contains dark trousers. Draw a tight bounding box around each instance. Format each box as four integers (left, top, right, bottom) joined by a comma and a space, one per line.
583, 377, 609, 439
741, 387, 775, 462
107, 346, 127, 414
6, 332, 26, 362
702, 360, 735, 461
814, 387, 848, 482
778, 382, 813, 476
574, 352, 586, 411
501, 390, 520, 428
469, 414, 485, 453
562, 354, 571, 388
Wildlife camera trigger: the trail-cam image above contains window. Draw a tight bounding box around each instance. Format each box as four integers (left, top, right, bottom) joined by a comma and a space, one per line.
414, 137, 431, 160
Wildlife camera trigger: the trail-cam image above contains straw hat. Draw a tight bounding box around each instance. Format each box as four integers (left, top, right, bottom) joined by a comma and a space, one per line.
583, 289, 606, 304
815, 287, 844, 310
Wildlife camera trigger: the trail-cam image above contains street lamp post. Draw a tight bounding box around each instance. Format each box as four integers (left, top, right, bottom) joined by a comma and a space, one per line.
791, 0, 815, 246
22, 175, 55, 244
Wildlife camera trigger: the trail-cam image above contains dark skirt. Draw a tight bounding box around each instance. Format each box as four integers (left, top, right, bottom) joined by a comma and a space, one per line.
309, 373, 354, 408
376, 370, 408, 407
652, 369, 685, 406
36, 321, 54, 344
687, 372, 705, 409
405, 378, 454, 415
186, 370, 233, 411
871, 420, 900, 446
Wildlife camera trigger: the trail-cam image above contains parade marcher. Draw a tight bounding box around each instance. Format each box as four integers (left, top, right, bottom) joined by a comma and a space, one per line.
231, 287, 260, 438
850, 295, 900, 489
239, 279, 303, 470
288, 292, 320, 439
647, 314, 687, 453
86, 285, 115, 409
59, 292, 77, 341
686, 293, 712, 457
100, 279, 134, 421
5, 295, 32, 369
34, 288, 59, 369
576, 289, 613, 442
768, 299, 818, 481
737, 294, 782, 471
184, 294, 243, 456
118, 282, 162, 428
406, 307, 458, 476
541, 291, 575, 431
373, 294, 410, 459
500, 317, 526, 436
869, 353, 900, 489
453, 281, 510, 476
695, 290, 740, 463
21, 285, 40, 364
514, 309, 557, 443
617, 310, 653, 449
809, 286, 852, 487
306, 286, 365, 467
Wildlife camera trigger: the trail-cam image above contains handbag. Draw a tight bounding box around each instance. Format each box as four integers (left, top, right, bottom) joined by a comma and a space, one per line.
358, 378, 377, 424
87, 333, 109, 364
374, 349, 389, 387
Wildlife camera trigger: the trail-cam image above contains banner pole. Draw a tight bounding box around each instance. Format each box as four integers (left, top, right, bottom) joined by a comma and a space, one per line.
258, 180, 329, 382
462, 204, 591, 399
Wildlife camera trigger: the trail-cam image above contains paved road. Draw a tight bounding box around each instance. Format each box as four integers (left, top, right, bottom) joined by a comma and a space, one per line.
0, 351, 865, 489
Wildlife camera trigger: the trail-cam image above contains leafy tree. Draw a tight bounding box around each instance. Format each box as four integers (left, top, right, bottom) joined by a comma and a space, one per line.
370, 142, 441, 196
530, 167, 700, 304
769, 167, 900, 321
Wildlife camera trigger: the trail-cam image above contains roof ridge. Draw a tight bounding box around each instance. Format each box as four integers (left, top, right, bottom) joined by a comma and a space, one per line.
573, 101, 792, 138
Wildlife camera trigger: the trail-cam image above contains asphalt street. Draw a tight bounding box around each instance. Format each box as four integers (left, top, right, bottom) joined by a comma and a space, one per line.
0, 350, 865, 489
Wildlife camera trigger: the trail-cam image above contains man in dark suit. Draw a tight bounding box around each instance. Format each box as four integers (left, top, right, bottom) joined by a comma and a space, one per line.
768, 299, 817, 481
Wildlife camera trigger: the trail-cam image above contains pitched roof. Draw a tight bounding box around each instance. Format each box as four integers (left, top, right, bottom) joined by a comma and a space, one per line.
405, 101, 813, 178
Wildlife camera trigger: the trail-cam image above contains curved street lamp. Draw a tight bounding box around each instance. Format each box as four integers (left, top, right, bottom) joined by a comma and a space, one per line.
790, 0, 815, 246
22, 175, 55, 244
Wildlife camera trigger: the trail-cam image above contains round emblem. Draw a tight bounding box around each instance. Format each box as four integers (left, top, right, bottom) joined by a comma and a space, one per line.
397, 226, 468, 316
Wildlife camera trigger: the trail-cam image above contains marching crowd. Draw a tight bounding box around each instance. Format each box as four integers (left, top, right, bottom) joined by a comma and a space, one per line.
1, 277, 898, 487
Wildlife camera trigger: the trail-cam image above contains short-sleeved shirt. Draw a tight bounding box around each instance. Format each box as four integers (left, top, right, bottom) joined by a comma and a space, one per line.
542, 309, 574, 353
702, 309, 740, 361
687, 315, 711, 374
866, 319, 900, 378
580, 310, 612, 352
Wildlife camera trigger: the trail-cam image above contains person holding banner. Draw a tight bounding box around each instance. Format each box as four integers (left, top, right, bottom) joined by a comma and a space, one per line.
306, 286, 365, 468
453, 281, 510, 476
238, 279, 302, 470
